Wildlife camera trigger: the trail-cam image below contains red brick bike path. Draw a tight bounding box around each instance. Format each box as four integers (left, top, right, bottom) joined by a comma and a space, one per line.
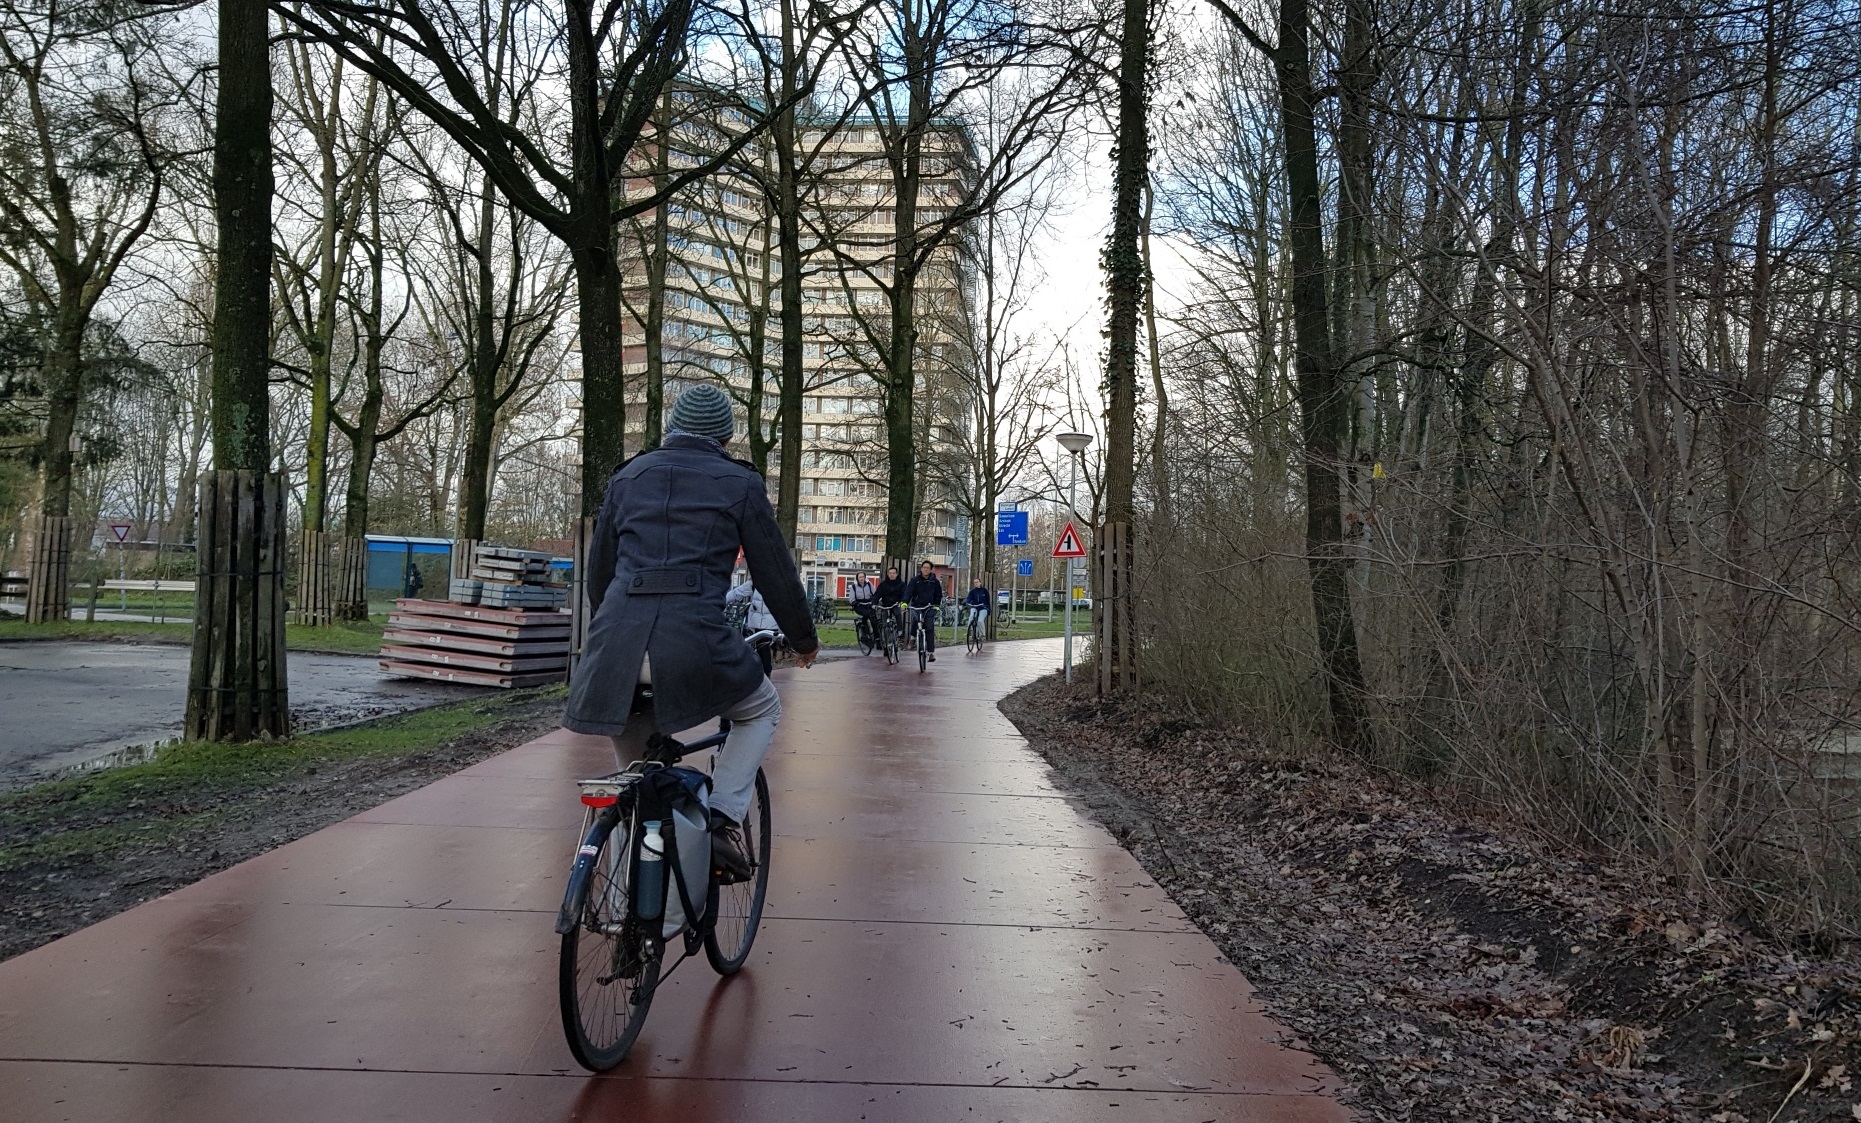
0, 638, 1350, 1122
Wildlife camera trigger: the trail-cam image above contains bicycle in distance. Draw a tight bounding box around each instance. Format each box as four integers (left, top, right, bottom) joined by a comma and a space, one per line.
808, 594, 837, 624
556, 630, 780, 1071
878, 604, 902, 664
910, 608, 935, 672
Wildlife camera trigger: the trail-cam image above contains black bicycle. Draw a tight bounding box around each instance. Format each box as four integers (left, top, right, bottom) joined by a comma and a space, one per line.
965, 608, 986, 654
557, 633, 779, 1072
878, 605, 900, 664
854, 609, 878, 655
910, 607, 934, 672
809, 595, 838, 624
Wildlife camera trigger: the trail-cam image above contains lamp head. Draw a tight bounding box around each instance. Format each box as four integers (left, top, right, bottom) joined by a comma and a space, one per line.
1056, 432, 1093, 455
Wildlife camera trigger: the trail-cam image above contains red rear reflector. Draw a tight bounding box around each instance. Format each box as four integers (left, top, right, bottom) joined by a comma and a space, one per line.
580, 795, 619, 808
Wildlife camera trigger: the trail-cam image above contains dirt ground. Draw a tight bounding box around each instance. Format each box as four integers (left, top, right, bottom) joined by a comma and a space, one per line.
0, 692, 565, 963
1001, 674, 1861, 1123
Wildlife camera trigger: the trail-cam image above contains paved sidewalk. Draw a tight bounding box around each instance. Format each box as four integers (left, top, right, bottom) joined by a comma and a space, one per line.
0, 638, 1349, 1122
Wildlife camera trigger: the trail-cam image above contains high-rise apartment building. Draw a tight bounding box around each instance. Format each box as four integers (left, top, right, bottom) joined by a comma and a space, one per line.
615, 98, 973, 599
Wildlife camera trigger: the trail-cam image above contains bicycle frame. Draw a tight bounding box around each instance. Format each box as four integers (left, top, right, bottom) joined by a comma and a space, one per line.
555, 725, 731, 938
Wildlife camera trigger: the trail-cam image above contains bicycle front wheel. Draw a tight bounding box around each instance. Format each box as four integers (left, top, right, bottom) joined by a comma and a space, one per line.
858, 621, 876, 656
559, 805, 660, 1071
918, 630, 929, 672
705, 769, 772, 975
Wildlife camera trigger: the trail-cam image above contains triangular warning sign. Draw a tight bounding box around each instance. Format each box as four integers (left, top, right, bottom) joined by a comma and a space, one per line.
1052, 522, 1087, 558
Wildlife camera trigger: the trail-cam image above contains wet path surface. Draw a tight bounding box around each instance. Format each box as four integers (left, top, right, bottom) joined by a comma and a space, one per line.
0, 639, 1348, 1121
0, 642, 485, 785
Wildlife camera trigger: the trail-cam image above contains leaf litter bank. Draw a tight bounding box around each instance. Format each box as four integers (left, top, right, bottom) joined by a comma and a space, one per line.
1002, 674, 1859, 1122
0, 688, 566, 963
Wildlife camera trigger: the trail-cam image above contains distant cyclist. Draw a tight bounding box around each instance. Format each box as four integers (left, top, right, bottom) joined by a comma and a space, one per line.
725, 579, 784, 675
875, 565, 906, 638
847, 572, 878, 640
963, 577, 991, 633
905, 560, 944, 662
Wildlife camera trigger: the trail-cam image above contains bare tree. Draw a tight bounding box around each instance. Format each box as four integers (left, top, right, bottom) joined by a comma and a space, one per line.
278, 0, 801, 515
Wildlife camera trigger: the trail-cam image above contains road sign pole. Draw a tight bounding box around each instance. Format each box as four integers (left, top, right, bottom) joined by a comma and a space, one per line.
1064, 454, 1078, 683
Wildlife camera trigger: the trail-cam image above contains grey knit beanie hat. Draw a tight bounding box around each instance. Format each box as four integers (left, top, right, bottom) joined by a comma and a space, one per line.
668, 383, 735, 444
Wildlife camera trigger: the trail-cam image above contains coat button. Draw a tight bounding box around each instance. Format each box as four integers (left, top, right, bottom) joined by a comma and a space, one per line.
632, 578, 642, 586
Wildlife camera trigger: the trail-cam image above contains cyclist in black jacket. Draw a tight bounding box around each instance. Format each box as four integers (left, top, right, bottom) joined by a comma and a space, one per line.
875, 565, 906, 638
904, 560, 944, 661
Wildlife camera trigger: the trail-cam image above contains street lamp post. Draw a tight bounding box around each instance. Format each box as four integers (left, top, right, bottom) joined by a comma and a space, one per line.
1056, 432, 1093, 683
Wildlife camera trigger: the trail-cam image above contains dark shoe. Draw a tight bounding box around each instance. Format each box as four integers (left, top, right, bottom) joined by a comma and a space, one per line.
929, 652, 936, 662
709, 813, 753, 884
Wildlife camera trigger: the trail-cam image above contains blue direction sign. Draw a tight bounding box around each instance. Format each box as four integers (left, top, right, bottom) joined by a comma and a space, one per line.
995, 509, 1029, 546
1017, 558, 1034, 577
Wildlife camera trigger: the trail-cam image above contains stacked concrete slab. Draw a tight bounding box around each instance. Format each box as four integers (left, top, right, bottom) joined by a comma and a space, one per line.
449, 545, 565, 610
378, 598, 572, 688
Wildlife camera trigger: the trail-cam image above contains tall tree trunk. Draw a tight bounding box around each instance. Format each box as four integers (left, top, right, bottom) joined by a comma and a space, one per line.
212, 4, 274, 472
566, 20, 625, 517
1141, 181, 1170, 526
1098, 0, 1149, 693
576, 244, 626, 514
882, 45, 928, 568
745, 207, 775, 476
458, 174, 500, 540
772, 0, 805, 547
1276, 0, 1371, 752
643, 90, 672, 450
35, 319, 84, 518
189, 0, 287, 742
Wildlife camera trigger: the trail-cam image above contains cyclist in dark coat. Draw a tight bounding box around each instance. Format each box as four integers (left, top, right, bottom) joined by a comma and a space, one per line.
875, 566, 906, 637
564, 384, 818, 858
963, 578, 992, 632
904, 560, 944, 660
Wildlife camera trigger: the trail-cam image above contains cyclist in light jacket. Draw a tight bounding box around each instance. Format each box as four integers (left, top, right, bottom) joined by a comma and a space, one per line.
726, 579, 783, 675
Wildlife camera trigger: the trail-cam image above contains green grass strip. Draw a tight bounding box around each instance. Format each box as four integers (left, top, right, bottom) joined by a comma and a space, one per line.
0, 686, 563, 871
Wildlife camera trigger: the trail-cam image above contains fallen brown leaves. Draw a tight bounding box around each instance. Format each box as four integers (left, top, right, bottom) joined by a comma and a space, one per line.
1001, 676, 1860, 1123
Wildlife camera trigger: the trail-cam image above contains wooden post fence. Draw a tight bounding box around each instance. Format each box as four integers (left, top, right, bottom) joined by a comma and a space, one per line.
24, 515, 74, 624
186, 471, 289, 741
296, 529, 332, 626
1094, 520, 1138, 695
294, 532, 367, 625
335, 535, 367, 620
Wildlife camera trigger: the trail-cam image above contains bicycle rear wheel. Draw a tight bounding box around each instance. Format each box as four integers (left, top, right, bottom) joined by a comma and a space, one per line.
704, 769, 772, 975
857, 619, 876, 655
559, 804, 660, 1071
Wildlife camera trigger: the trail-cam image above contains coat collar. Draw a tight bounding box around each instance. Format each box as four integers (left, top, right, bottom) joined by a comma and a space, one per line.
662, 432, 727, 456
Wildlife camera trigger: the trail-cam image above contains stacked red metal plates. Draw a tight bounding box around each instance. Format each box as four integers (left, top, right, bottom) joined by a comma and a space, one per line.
378, 597, 570, 687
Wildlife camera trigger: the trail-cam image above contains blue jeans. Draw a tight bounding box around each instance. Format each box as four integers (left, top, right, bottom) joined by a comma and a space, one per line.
609, 676, 781, 822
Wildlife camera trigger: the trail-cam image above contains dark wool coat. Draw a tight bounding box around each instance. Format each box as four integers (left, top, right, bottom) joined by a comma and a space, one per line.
563, 435, 818, 736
